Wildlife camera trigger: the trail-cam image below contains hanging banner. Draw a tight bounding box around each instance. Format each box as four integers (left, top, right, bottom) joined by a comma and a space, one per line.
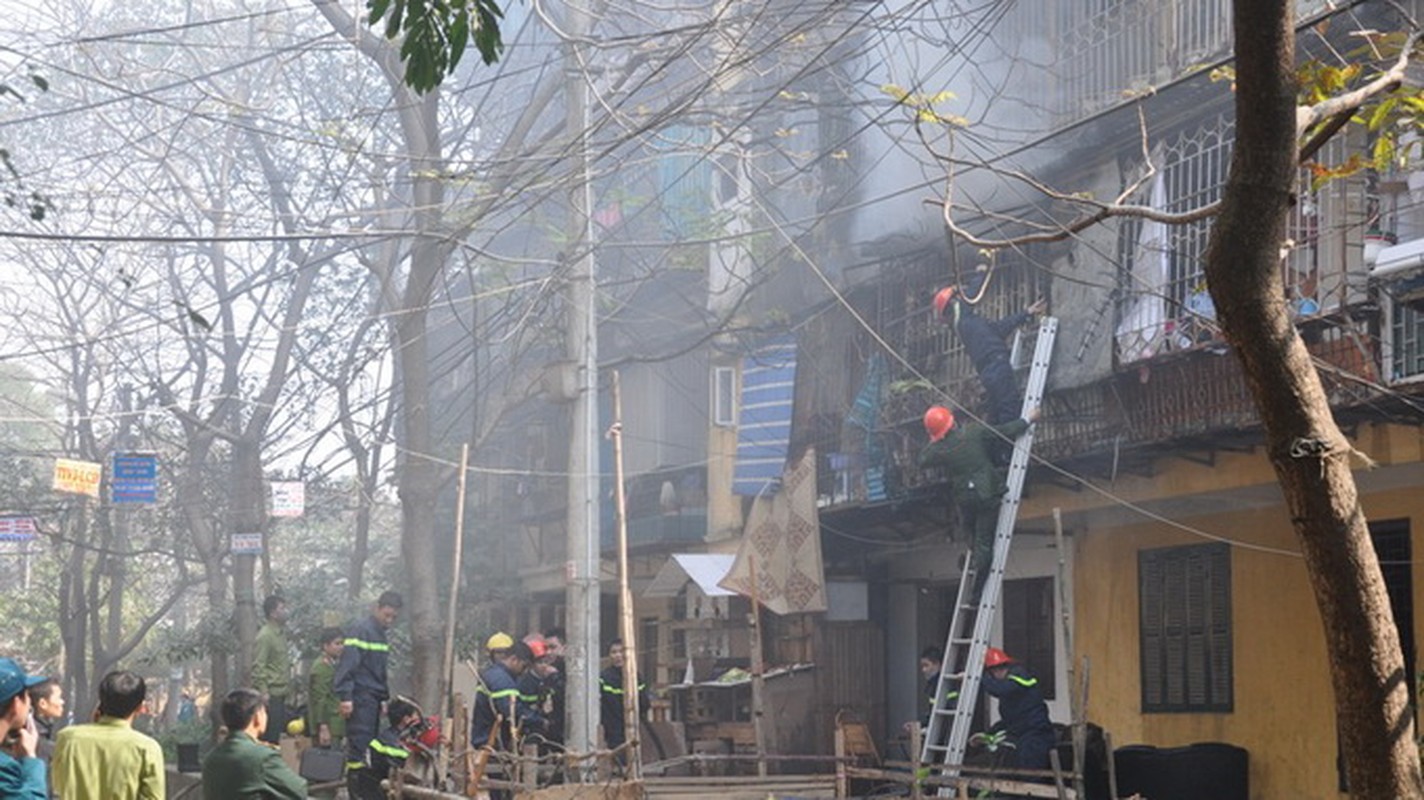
53, 458, 102, 498
269, 482, 305, 518
0, 515, 37, 542
111, 453, 159, 505
230, 532, 264, 555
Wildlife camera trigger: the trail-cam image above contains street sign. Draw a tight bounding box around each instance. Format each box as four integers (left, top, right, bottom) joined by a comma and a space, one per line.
270, 482, 305, 518
111, 453, 159, 505
0, 515, 37, 542
53, 458, 102, 498
230, 532, 264, 555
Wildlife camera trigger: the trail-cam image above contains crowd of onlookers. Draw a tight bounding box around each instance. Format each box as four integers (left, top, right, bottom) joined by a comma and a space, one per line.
0, 587, 656, 800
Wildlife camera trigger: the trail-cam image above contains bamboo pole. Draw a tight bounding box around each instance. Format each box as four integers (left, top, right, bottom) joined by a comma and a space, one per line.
747, 555, 769, 778
609, 371, 643, 779
441, 443, 471, 717
1053, 508, 1086, 800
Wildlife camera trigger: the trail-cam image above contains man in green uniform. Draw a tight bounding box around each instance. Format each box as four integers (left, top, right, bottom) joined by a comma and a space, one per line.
919, 405, 1038, 595
307, 626, 347, 748
201, 688, 307, 800
252, 595, 293, 744
52, 671, 165, 800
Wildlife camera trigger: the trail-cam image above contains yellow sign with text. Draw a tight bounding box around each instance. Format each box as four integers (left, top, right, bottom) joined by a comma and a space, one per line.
53, 458, 102, 498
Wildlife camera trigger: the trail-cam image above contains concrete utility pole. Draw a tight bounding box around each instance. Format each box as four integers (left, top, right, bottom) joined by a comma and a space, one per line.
563, 0, 602, 774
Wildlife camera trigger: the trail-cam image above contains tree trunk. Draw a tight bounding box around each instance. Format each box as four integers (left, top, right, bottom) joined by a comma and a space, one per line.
1206, 3, 1422, 796
231, 440, 265, 685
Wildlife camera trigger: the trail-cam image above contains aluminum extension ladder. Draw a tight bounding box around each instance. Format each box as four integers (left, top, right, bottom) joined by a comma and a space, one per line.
919, 316, 1058, 788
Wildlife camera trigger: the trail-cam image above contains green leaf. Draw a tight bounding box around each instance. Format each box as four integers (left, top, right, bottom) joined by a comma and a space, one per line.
449, 11, 470, 69
385, 0, 405, 39
1367, 97, 1398, 132
368, 0, 393, 23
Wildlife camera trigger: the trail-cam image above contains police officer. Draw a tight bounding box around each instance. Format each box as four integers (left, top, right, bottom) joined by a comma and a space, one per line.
335, 590, 402, 795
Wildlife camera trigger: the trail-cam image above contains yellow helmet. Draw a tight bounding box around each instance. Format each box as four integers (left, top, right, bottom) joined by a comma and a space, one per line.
286, 718, 305, 736
486, 632, 514, 652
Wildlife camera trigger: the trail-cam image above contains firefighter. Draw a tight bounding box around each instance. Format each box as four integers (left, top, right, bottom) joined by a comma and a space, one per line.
918, 405, 1038, 595
334, 590, 402, 794
348, 696, 422, 800
919, 646, 943, 728
980, 647, 1056, 774
934, 270, 1045, 425
517, 639, 559, 747
471, 640, 542, 751
599, 639, 650, 752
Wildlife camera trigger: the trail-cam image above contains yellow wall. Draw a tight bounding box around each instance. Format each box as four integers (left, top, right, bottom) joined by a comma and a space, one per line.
1058, 423, 1424, 799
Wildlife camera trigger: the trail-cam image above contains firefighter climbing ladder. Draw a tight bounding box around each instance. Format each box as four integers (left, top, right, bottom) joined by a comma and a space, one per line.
920, 316, 1058, 788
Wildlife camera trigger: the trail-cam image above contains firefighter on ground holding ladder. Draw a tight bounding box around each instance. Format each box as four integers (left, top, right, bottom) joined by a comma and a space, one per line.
979, 647, 1056, 774
918, 405, 1039, 597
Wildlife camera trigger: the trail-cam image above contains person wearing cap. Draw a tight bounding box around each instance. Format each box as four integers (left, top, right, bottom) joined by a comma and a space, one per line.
52, 670, 165, 800
471, 640, 541, 751
307, 626, 347, 749
0, 657, 49, 800
933, 268, 1046, 425
201, 689, 307, 800
251, 595, 293, 745
919, 405, 1039, 596
335, 590, 402, 792
599, 640, 650, 753
980, 647, 1055, 773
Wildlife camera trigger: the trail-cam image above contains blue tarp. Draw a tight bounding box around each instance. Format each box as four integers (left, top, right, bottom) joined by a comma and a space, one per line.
733, 338, 797, 495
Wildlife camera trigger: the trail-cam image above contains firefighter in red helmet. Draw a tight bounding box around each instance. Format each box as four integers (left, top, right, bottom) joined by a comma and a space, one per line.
980, 647, 1056, 774
919, 404, 1039, 596
933, 265, 1046, 425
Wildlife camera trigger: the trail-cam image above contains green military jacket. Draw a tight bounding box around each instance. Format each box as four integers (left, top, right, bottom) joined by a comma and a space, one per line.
307, 656, 346, 739
252, 621, 293, 699
918, 417, 1029, 507
201, 730, 307, 800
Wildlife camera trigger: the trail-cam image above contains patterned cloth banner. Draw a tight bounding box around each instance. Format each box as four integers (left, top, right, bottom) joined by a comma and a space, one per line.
270, 482, 305, 518
111, 453, 158, 505
0, 515, 37, 542
53, 458, 102, 498
719, 448, 827, 615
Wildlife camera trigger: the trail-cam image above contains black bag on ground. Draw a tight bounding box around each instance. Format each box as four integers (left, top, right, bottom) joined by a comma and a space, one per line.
299, 746, 346, 782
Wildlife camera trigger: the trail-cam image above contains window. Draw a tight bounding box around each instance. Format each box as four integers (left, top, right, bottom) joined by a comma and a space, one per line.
1003, 577, 1057, 700
712, 366, 736, 426
1387, 300, 1424, 382
1139, 542, 1232, 712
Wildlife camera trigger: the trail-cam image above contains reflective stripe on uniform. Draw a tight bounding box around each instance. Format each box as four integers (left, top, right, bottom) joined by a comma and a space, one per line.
478, 687, 519, 699
1008, 674, 1038, 688
370, 740, 409, 758
346, 761, 366, 770
344, 638, 390, 652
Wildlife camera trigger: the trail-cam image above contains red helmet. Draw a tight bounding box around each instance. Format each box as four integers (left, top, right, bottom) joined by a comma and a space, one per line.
933, 286, 957, 317
527, 639, 548, 660
984, 647, 1015, 668
924, 406, 955, 442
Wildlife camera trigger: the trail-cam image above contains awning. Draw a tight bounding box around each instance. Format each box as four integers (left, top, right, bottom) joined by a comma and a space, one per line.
643, 554, 736, 598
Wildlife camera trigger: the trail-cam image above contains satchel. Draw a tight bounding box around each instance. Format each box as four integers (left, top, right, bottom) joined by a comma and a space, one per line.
299, 745, 347, 782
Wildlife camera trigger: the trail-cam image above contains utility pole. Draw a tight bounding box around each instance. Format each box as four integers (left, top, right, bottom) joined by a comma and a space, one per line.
564, 0, 601, 776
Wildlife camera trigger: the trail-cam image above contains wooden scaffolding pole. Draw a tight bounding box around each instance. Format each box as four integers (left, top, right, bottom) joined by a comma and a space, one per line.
441, 443, 471, 714
747, 555, 769, 778
608, 371, 643, 778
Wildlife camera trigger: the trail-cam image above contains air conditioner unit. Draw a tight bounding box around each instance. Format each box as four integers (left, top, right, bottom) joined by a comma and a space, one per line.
1371, 237, 1424, 311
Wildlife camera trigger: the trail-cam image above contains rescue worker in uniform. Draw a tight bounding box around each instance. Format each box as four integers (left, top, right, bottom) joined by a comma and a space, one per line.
980, 647, 1056, 773
599, 639, 650, 752
934, 270, 1045, 425
516, 639, 559, 748
918, 405, 1038, 596
471, 640, 542, 750
348, 697, 421, 800
919, 647, 943, 729
334, 590, 402, 795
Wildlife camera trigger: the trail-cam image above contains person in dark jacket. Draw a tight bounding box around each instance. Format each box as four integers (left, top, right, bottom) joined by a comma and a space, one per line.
919, 405, 1038, 595
26, 678, 63, 767
335, 590, 402, 793
516, 639, 559, 746
599, 640, 650, 751
201, 689, 306, 800
471, 641, 542, 751
934, 268, 1045, 425
0, 658, 48, 800
980, 648, 1055, 773
919, 647, 943, 728
348, 697, 421, 800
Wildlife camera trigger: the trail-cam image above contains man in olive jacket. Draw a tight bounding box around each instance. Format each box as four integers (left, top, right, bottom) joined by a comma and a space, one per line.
251, 595, 293, 744
202, 689, 306, 800
919, 405, 1038, 595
